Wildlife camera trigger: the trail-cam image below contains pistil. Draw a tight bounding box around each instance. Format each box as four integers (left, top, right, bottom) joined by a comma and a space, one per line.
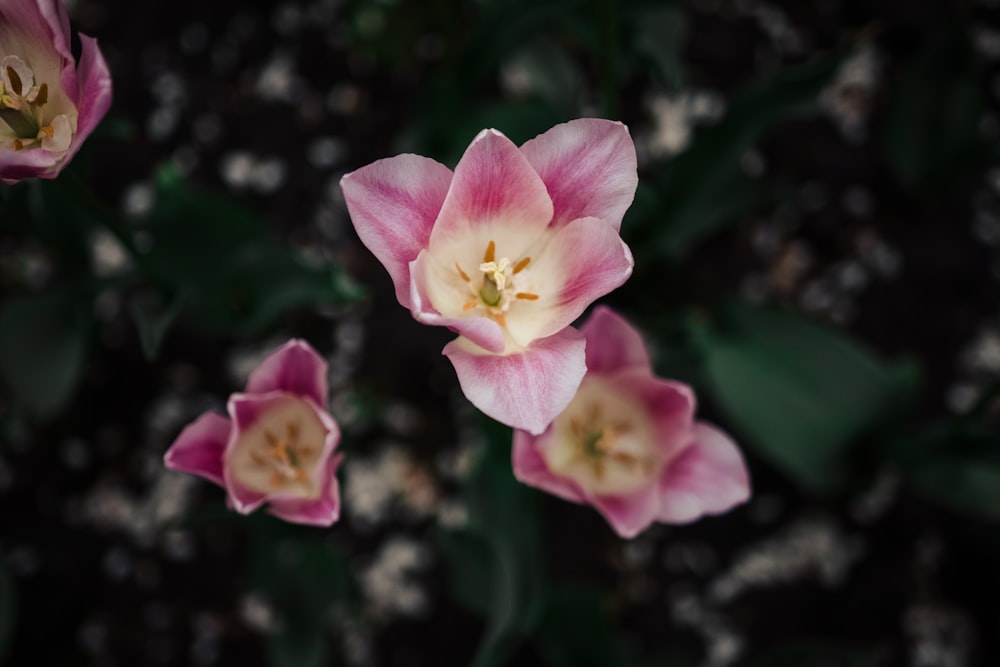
452, 239, 539, 326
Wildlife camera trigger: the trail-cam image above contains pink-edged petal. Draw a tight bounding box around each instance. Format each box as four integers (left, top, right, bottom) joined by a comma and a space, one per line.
580, 305, 652, 374
588, 484, 660, 539
511, 429, 587, 504
443, 327, 586, 434
409, 250, 506, 353
429, 129, 553, 248
269, 453, 343, 526
223, 393, 280, 513
657, 422, 751, 524
507, 217, 633, 344
246, 339, 328, 406
61, 35, 112, 154
520, 118, 637, 231
341, 154, 453, 307
612, 370, 697, 463
163, 412, 232, 486
0, 148, 63, 182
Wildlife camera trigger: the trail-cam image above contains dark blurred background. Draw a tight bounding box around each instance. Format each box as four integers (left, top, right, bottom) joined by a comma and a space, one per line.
1, 0, 1000, 665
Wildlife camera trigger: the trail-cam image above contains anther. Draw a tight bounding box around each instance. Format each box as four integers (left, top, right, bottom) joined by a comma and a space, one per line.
515, 292, 538, 300
484, 240, 495, 263
6, 67, 22, 96
512, 257, 531, 274
455, 262, 471, 282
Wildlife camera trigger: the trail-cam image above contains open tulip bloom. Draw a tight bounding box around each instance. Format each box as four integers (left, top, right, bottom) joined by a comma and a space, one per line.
513, 307, 751, 538
0, 0, 112, 182
341, 119, 637, 434
164, 340, 343, 527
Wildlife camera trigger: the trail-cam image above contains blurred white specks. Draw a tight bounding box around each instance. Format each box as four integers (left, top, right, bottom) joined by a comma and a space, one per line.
240, 593, 278, 633
645, 90, 725, 159
256, 53, 302, 101
708, 517, 864, 604
945, 383, 980, 414
850, 467, 901, 523
361, 537, 431, 620
904, 604, 975, 667
220, 152, 288, 193
667, 588, 744, 667
91, 231, 131, 277
344, 445, 438, 526
307, 136, 346, 169
122, 181, 156, 219
820, 45, 881, 142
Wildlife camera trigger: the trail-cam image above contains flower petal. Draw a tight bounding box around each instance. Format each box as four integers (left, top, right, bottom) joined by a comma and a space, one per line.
341, 154, 453, 307
245, 339, 328, 406
580, 305, 652, 374
588, 484, 660, 539
163, 411, 232, 486
224, 393, 280, 513
657, 422, 751, 524
511, 429, 587, 504
505, 217, 633, 345
520, 118, 638, 230
443, 327, 586, 434
269, 453, 343, 526
430, 128, 553, 249
615, 370, 697, 463
409, 250, 506, 353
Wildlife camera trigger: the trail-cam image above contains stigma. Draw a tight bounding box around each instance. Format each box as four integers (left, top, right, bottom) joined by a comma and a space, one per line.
454, 239, 538, 327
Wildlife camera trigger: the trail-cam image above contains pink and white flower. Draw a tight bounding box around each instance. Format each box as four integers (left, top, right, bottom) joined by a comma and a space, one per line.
512, 307, 750, 538
164, 339, 343, 527
341, 119, 637, 434
0, 0, 112, 182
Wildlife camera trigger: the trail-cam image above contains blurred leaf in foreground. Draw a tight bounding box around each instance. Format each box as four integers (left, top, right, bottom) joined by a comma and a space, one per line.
631, 48, 845, 262
0, 288, 92, 417
698, 301, 919, 492
133, 167, 364, 346
438, 418, 546, 667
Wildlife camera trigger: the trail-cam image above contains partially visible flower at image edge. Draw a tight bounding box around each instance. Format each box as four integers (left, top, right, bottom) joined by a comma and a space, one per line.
340, 118, 637, 434
0, 0, 112, 182
513, 307, 751, 538
164, 339, 343, 527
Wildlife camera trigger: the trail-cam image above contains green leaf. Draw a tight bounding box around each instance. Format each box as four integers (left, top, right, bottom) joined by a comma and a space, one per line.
129, 289, 186, 360
137, 167, 364, 336
631, 48, 845, 261
630, 4, 686, 90
0, 289, 92, 417
699, 302, 919, 491
0, 558, 15, 661
881, 26, 992, 190
437, 418, 547, 667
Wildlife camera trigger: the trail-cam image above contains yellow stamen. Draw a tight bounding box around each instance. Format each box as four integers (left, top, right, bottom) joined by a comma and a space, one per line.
455, 262, 471, 282
33, 83, 47, 107
12, 139, 22, 151
495, 313, 507, 328
39, 125, 53, 139
462, 301, 476, 312
484, 240, 495, 263
515, 292, 538, 300
513, 257, 531, 274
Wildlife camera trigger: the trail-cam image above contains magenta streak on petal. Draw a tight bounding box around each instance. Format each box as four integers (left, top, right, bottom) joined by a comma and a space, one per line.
60, 34, 112, 160
520, 118, 638, 231
580, 305, 652, 374
443, 327, 586, 435
588, 483, 661, 539
163, 411, 232, 487
245, 339, 329, 406
657, 422, 751, 524
341, 154, 453, 308
430, 129, 553, 247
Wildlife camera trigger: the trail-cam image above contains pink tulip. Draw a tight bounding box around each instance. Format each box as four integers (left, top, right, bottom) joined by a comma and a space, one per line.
0, 0, 112, 182
341, 119, 637, 433
164, 340, 343, 527
513, 307, 750, 538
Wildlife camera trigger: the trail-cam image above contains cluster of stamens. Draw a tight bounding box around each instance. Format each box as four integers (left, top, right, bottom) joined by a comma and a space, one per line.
569, 405, 653, 482
454, 240, 538, 328
0, 56, 65, 152
249, 420, 314, 489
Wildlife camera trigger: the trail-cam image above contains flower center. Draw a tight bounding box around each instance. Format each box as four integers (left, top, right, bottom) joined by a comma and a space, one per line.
250, 420, 314, 489
229, 396, 328, 498
542, 377, 662, 495
454, 240, 538, 328
0, 55, 72, 152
